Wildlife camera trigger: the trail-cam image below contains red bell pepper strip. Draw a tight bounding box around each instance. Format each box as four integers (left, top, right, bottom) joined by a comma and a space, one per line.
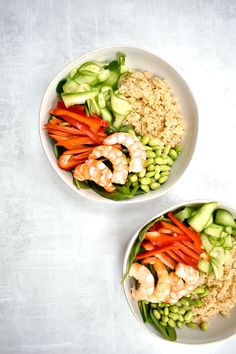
58, 155, 81, 171
173, 250, 198, 269
155, 252, 177, 270
151, 235, 190, 245
166, 250, 184, 264
159, 221, 186, 235
45, 123, 86, 136
63, 147, 94, 155
178, 243, 201, 261
56, 136, 95, 149
167, 212, 202, 253
135, 244, 179, 260
141, 241, 155, 251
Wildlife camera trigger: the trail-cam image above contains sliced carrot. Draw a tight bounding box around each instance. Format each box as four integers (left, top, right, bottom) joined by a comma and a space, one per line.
157, 228, 172, 234
49, 118, 63, 125
135, 244, 179, 260
141, 241, 155, 251
63, 147, 94, 155
56, 136, 95, 149
45, 123, 86, 136
151, 235, 190, 245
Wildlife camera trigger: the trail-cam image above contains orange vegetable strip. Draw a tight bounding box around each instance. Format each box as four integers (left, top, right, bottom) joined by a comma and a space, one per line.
173, 250, 198, 269
159, 221, 186, 235
135, 244, 179, 260
151, 235, 190, 245
178, 243, 201, 261
50, 109, 101, 131
63, 147, 94, 155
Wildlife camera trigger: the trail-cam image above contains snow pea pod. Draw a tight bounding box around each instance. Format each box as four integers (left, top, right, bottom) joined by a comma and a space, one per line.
150, 310, 177, 341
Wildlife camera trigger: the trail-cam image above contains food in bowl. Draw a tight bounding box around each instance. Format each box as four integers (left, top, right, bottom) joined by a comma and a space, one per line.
43, 52, 185, 201
122, 202, 236, 341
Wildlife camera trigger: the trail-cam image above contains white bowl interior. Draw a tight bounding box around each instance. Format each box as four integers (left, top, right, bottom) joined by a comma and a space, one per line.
39, 46, 198, 203
123, 200, 236, 344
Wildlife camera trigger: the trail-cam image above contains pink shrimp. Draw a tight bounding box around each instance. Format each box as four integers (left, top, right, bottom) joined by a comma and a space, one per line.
129, 263, 155, 301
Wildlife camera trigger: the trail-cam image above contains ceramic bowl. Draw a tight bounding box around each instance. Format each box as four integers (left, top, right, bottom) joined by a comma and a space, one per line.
39, 46, 198, 203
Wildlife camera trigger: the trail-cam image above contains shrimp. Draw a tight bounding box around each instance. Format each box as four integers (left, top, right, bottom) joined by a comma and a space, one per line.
129, 263, 155, 301
104, 133, 146, 172
142, 257, 171, 302
89, 145, 128, 184
168, 263, 200, 304
73, 159, 115, 193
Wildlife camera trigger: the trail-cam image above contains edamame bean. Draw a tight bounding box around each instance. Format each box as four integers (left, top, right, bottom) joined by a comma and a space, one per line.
178, 308, 185, 315
155, 157, 165, 165
146, 150, 156, 159
160, 165, 171, 172
147, 165, 155, 172
146, 171, 155, 178
160, 171, 170, 177
184, 311, 193, 322
180, 298, 189, 306
177, 321, 183, 329
192, 286, 205, 295
144, 145, 152, 151
166, 155, 174, 166
138, 169, 146, 178
153, 309, 161, 320
169, 305, 178, 313
150, 182, 161, 190
164, 307, 169, 316
141, 136, 150, 145
128, 129, 136, 137
132, 182, 139, 188
149, 138, 160, 146
168, 319, 176, 328
140, 177, 151, 185
160, 321, 167, 327
145, 158, 155, 167
162, 144, 171, 157
199, 321, 208, 331
155, 165, 161, 172
140, 185, 150, 193
150, 177, 156, 183
175, 145, 182, 154
187, 322, 196, 329
176, 302, 182, 307
155, 149, 162, 157
178, 315, 184, 322
151, 303, 157, 309
130, 175, 138, 183
161, 316, 169, 323
159, 309, 164, 314
169, 313, 179, 321
182, 306, 191, 312
169, 149, 178, 160
199, 289, 209, 298
158, 175, 168, 184
194, 299, 203, 307
154, 173, 161, 181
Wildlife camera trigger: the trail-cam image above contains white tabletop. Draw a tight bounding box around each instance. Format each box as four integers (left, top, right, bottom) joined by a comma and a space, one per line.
1, 0, 236, 353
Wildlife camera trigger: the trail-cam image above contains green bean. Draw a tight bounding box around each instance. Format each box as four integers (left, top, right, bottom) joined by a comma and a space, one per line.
158, 175, 168, 184
144, 145, 152, 151
146, 150, 156, 159
150, 310, 177, 341
194, 299, 203, 307
160, 165, 171, 172
184, 311, 193, 322
169, 305, 178, 313
175, 145, 182, 154
138, 169, 146, 178
169, 149, 178, 160
150, 303, 157, 309
150, 182, 160, 190
199, 289, 209, 298
153, 309, 161, 320
146, 171, 156, 178
187, 322, 196, 329
179, 298, 189, 306
141, 136, 150, 145
177, 307, 185, 315
177, 321, 183, 329
168, 319, 176, 328
144, 300, 149, 304
130, 175, 138, 183
164, 307, 169, 316
199, 321, 208, 331
147, 165, 155, 172
168, 313, 179, 321
140, 185, 150, 193
149, 138, 161, 146
192, 286, 205, 295
155, 157, 165, 165
161, 316, 169, 323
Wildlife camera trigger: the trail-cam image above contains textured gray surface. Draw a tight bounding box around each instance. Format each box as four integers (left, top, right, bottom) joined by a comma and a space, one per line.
0, 0, 236, 353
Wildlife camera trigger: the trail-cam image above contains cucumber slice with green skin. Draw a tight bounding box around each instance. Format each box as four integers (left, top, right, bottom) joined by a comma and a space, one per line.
74, 71, 99, 86
111, 92, 132, 116
61, 90, 98, 108
69, 67, 77, 79
223, 235, 233, 250
204, 224, 223, 238
56, 78, 67, 94
198, 259, 211, 273
211, 258, 223, 279
201, 234, 214, 254
87, 97, 100, 116
113, 114, 127, 129
103, 70, 120, 88
208, 236, 225, 247
187, 202, 219, 232
79, 62, 104, 74
98, 70, 110, 82
174, 207, 194, 222
97, 93, 106, 109
100, 107, 113, 122
205, 215, 213, 228
215, 209, 236, 227
225, 226, 233, 234
62, 80, 81, 93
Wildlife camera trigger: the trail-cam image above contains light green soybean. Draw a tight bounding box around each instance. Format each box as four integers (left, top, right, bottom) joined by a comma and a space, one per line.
146, 171, 155, 178
144, 145, 152, 151
150, 182, 161, 190
160, 171, 170, 177
150, 303, 157, 309
162, 144, 171, 157
192, 287, 205, 295
130, 175, 138, 183
155, 149, 162, 157
138, 169, 146, 178
141, 136, 150, 145
194, 299, 203, 307
169, 149, 178, 160
146, 150, 156, 158
169, 305, 178, 313
161, 316, 169, 323
187, 322, 197, 329
154, 172, 161, 180
166, 155, 174, 166
178, 314, 184, 322
168, 319, 176, 328
175, 145, 182, 154
184, 311, 193, 322
179, 298, 189, 306
158, 175, 168, 184
140, 177, 151, 185
168, 313, 179, 321
160, 165, 171, 172
199, 321, 208, 331
155, 157, 165, 165
155, 165, 161, 172
140, 185, 150, 193
149, 138, 160, 146
153, 309, 161, 320
178, 308, 186, 315
160, 321, 167, 327
147, 165, 155, 172
163, 307, 169, 316
145, 158, 154, 166
199, 289, 209, 298
177, 321, 183, 329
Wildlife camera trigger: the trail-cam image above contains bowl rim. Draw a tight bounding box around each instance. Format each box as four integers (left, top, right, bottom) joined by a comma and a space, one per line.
39, 44, 199, 204
122, 199, 236, 346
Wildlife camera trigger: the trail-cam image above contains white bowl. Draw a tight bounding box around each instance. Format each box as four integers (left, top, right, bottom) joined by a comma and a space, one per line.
39, 46, 198, 203
123, 200, 236, 344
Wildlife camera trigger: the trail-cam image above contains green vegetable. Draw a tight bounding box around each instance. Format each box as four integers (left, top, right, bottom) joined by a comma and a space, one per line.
150, 182, 160, 190
61, 90, 99, 107
56, 78, 67, 94
184, 310, 193, 322
215, 209, 236, 227
141, 136, 150, 145
187, 322, 196, 329
177, 321, 183, 329
204, 224, 223, 237
198, 259, 211, 273
158, 175, 168, 184
169, 149, 178, 160
53, 141, 59, 159
150, 310, 177, 341
199, 321, 208, 331
153, 309, 161, 320
188, 202, 219, 232
175, 207, 194, 222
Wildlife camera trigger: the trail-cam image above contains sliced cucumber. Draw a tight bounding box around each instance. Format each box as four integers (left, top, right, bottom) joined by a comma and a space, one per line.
201, 233, 214, 254
205, 215, 213, 228
210, 246, 226, 264
211, 259, 223, 279
87, 97, 100, 116
100, 107, 113, 122
223, 234, 233, 250
69, 67, 78, 79
62, 80, 81, 93
74, 71, 99, 86
187, 202, 218, 232
97, 93, 106, 109
198, 259, 211, 273
111, 92, 132, 116
215, 209, 236, 227
204, 224, 223, 238
103, 71, 120, 88
175, 207, 194, 222
61, 90, 98, 108
79, 61, 103, 74
225, 226, 233, 234
113, 114, 127, 129
98, 70, 110, 82
208, 236, 225, 247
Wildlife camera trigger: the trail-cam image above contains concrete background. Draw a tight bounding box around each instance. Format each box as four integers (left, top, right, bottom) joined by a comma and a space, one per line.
0, 0, 236, 353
